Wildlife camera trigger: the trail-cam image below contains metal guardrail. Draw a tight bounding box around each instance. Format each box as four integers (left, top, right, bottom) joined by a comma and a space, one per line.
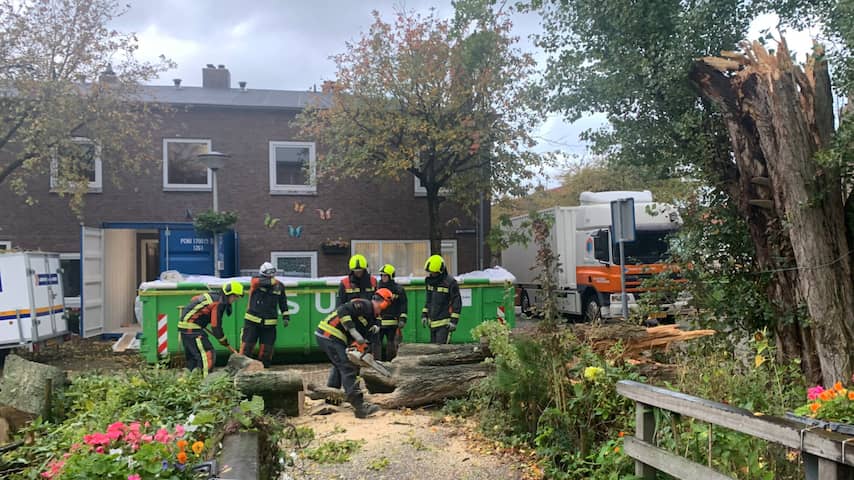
617, 380, 854, 480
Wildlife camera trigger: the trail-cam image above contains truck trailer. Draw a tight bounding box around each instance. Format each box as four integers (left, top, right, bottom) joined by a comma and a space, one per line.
0, 251, 70, 362
500, 191, 684, 321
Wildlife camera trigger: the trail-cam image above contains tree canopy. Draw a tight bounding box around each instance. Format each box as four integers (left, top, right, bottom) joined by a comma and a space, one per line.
295, 1, 546, 253
0, 0, 172, 213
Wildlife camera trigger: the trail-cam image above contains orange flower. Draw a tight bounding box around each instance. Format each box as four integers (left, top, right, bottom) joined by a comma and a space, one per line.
848, 391, 854, 401
810, 402, 821, 413
176, 451, 187, 464
614, 446, 620, 453
835, 381, 844, 392
618, 431, 625, 438
176, 440, 188, 451
820, 390, 835, 401
192, 441, 204, 455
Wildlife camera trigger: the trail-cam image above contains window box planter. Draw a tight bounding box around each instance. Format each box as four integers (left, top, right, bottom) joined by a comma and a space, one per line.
785, 412, 854, 436
321, 244, 348, 255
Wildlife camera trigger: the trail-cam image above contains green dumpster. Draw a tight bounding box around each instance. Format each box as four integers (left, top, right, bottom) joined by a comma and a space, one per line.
139, 271, 515, 365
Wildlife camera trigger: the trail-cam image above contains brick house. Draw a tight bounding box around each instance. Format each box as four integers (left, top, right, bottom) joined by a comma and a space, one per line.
0, 65, 490, 336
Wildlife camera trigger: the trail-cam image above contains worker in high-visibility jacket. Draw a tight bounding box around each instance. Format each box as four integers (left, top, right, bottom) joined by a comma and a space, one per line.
422, 255, 461, 344
240, 262, 290, 367
178, 280, 244, 376
375, 264, 407, 361
315, 288, 394, 418
336, 254, 377, 307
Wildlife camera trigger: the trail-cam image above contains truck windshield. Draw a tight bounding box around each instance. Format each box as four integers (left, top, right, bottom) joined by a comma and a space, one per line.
612, 229, 674, 265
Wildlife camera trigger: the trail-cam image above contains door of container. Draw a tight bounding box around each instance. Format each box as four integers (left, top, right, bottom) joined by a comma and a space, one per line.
27, 254, 63, 339
81, 226, 105, 337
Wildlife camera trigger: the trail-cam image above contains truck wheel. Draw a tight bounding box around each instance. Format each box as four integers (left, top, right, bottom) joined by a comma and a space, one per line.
520, 291, 532, 316
584, 296, 601, 324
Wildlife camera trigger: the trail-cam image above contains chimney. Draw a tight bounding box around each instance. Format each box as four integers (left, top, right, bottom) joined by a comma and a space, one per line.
99, 64, 118, 84
238, 81, 247, 91
173, 78, 182, 89
202, 64, 230, 89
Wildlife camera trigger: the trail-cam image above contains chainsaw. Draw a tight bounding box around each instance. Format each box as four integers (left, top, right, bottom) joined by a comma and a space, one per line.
346, 342, 392, 377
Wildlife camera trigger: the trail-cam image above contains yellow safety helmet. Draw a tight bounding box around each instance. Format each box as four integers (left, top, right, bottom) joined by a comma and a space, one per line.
424, 255, 445, 274
379, 264, 395, 277
222, 280, 244, 296
349, 254, 368, 271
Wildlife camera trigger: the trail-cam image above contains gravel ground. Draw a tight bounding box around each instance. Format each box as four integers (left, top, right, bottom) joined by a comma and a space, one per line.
283, 400, 532, 480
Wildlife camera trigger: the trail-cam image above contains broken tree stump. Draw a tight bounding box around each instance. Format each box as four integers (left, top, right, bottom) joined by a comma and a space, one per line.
362, 343, 493, 408
571, 323, 715, 358
0, 355, 66, 417
234, 370, 305, 417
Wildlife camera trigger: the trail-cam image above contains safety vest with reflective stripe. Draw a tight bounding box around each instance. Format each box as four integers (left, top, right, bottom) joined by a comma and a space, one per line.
245, 276, 290, 326
178, 292, 228, 341
337, 274, 377, 307
423, 273, 462, 329
315, 298, 377, 344
378, 281, 408, 327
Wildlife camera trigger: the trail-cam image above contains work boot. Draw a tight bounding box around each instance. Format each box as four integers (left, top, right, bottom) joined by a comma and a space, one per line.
354, 402, 380, 419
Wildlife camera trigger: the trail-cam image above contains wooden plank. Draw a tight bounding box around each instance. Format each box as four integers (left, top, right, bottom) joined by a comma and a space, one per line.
617, 380, 854, 465
623, 437, 733, 480
635, 402, 657, 479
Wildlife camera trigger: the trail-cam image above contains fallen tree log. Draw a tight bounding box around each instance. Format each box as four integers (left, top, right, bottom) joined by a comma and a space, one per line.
361, 343, 494, 407
234, 370, 304, 417
572, 323, 715, 358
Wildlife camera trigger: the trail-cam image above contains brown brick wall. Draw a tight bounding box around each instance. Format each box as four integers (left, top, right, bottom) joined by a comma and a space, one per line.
0, 105, 491, 276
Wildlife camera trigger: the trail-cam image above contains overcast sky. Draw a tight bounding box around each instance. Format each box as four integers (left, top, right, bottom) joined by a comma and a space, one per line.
110, 2, 814, 189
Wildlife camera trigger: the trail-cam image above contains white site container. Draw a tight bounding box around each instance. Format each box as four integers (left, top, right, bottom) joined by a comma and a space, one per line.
0, 252, 69, 351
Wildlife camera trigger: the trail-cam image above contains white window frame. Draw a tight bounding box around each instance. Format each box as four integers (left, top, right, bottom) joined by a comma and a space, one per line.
162, 138, 212, 192
269, 141, 317, 195
271, 251, 318, 278
0, 241, 11, 250
50, 137, 102, 193
413, 176, 449, 197
351, 239, 458, 277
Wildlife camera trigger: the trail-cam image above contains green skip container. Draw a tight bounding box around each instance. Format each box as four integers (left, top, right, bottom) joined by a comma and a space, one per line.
138, 271, 516, 365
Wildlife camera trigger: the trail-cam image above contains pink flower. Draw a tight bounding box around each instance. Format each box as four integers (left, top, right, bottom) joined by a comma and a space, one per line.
808, 385, 826, 401
40, 460, 65, 478
83, 432, 111, 446
153, 428, 171, 444
141, 434, 153, 443
95, 446, 105, 454
128, 475, 141, 480
174, 424, 185, 437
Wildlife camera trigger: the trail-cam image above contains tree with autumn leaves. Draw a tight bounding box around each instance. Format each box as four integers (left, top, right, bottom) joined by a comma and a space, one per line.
295, 1, 546, 254
0, 0, 171, 214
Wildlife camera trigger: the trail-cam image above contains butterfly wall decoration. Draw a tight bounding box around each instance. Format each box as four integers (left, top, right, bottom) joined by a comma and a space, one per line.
316, 208, 333, 220
288, 225, 303, 238
293, 201, 306, 213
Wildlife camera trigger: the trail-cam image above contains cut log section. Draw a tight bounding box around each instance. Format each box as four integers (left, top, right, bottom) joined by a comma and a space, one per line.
362, 343, 493, 408
234, 370, 305, 417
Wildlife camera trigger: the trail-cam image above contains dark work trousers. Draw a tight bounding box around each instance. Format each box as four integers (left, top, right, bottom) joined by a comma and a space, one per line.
371, 326, 399, 361
180, 330, 215, 376
316, 334, 364, 405
240, 321, 276, 367
430, 325, 451, 344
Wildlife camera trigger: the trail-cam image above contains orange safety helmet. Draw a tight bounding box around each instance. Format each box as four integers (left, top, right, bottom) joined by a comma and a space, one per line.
373, 287, 394, 311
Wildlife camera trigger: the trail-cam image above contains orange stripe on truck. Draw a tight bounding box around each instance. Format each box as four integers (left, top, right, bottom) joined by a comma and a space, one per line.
576, 264, 678, 293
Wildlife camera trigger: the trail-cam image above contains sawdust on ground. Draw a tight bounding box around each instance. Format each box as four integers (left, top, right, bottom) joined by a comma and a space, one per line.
11, 336, 145, 375
285, 398, 537, 480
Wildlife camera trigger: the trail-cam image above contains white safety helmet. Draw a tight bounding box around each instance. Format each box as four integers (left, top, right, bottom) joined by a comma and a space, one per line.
259, 262, 277, 277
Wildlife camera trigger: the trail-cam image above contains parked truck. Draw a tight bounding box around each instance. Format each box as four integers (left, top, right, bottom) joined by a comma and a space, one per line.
0, 251, 70, 363
500, 191, 684, 321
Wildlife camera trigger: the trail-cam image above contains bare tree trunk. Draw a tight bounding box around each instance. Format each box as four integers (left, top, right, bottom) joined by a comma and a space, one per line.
692, 41, 854, 384
426, 187, 443, 254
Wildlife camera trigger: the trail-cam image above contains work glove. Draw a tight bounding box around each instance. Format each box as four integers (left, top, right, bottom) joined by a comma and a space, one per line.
448, 323, 457, 333
398, 319, 406, 329
421, 315, 429, 328
368, 325, 380, 335
282, 317, 290, 328
349, 328, 367, 345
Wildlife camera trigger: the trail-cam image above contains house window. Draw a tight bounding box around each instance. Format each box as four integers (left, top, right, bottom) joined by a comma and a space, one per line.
413, 176, 449, 197
271, 251, 317, 278
269, 141, 316, 195
163, 138, 211, 191
0, 241, 10, 251
351, 240, 457, 277
50, 137, 102, 193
